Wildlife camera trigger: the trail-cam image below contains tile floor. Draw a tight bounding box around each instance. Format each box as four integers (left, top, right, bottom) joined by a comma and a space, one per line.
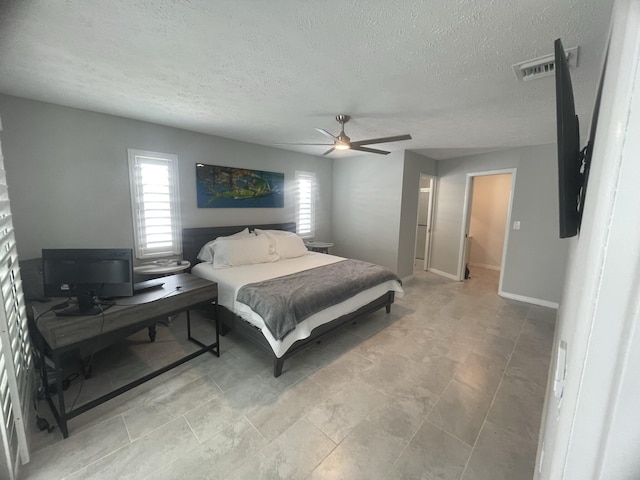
23, 267, 556, 480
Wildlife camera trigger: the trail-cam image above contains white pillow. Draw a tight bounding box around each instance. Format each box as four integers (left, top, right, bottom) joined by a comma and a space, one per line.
196, 228, 252, 262
254, 229, 308, 259
211, 234, 278, 268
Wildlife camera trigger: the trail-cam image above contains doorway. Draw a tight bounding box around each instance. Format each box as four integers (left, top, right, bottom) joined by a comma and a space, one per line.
458, 169, 516, 293
414, 174, 436, 272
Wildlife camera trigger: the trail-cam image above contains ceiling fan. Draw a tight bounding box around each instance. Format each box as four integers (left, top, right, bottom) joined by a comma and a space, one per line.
278, 115, 412, 156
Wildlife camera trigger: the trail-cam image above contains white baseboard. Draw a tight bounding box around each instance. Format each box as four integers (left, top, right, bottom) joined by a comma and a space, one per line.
469, 262, 501, 271
428, 268, 460, 281
499, 290, 559, 309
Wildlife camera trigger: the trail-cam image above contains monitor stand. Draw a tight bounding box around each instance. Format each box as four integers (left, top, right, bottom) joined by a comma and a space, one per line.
55, 292, 114, 317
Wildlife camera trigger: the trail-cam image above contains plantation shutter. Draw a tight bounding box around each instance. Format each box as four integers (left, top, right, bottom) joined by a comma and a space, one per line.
128, 149, 182, 259
0, 116, 32, 480
295, 171, 315, 238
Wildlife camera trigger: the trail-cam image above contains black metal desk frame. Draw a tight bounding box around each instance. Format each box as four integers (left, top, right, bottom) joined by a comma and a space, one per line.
37, 289, 219, 438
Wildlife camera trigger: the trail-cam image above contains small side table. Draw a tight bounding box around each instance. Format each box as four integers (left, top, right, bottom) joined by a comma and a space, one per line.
133, 260, 191, 276
306, 242, 334, 254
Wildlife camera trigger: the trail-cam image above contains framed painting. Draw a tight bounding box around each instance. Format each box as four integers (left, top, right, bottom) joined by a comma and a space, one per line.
196, 163, 284, 208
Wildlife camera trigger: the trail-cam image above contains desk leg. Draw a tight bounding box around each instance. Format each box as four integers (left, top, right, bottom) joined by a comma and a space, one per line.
214, 301, 219, 357
148, 325, 156, 342
186, 304, 220, 358
213, 299, 220, 357
42, 353, 69, 438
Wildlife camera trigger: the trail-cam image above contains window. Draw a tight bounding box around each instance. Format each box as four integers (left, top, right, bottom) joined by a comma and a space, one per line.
295, 171, 315, 238
128, 149, 182, 259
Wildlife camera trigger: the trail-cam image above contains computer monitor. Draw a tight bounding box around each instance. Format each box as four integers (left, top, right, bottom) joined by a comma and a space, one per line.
42, 248, 134, 315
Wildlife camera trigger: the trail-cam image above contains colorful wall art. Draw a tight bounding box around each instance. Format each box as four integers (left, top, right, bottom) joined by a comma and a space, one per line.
196, 163, 284, 208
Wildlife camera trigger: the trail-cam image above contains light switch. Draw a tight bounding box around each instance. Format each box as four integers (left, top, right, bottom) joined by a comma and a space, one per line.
513, 221, 521, 230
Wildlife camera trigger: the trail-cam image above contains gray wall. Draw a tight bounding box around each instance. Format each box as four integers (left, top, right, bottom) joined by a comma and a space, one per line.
0, 95, 332, 260
331, 149, 436, 278
431, 144, 568, 303
331, 151, 404, 272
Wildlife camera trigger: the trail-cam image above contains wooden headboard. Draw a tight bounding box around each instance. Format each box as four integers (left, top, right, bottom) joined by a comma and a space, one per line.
182, 222, 296, 268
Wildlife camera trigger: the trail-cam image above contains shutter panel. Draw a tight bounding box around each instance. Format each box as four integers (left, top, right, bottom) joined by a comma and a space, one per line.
295, 171, 316, 238
0, 118, 33, 480
128, 150, 182, 259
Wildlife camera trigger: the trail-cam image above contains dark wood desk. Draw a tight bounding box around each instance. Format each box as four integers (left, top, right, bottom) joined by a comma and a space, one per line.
34, 273, 218, 438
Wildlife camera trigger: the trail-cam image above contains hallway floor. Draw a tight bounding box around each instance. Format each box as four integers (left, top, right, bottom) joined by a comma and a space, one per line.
23, 267, 556, 479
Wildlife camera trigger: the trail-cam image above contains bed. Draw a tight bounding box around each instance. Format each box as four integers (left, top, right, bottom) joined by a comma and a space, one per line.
182, 223, 404, 377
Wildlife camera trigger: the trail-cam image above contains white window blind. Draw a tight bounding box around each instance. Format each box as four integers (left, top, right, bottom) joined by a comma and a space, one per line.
128, 149, 182, 259
0, 120, 32, 480
295, 171, 315, 238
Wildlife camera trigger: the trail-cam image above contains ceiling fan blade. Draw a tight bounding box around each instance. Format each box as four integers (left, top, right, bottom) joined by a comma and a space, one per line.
350, 146, 390, 155
351, 134, 412, 147
315, 128, 338, 140
274, 143, 334, 146
322, 146, 336, 156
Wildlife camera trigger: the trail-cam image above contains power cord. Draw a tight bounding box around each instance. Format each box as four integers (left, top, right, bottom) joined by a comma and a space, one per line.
33, 393, 55, 433
67, 302, 107, 413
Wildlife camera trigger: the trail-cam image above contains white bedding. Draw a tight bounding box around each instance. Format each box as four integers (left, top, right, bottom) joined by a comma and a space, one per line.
191, 252, 404, 358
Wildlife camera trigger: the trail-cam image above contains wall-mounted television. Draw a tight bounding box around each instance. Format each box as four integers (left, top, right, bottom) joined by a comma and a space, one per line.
554, 38, 603, 238
42, 248, 134, 315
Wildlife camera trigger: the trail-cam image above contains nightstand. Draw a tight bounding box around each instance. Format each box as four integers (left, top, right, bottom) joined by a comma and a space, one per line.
133, 260, 191, 275
306, 242, 334, 254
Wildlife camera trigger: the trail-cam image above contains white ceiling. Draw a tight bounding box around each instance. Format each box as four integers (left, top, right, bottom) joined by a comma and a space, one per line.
0, 0, 613, 160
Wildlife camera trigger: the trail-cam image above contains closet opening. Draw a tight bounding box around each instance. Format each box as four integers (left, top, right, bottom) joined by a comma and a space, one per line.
458, 169, 516, 293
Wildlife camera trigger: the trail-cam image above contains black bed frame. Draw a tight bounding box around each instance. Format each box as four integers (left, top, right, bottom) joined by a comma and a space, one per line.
182, 222, 396, 377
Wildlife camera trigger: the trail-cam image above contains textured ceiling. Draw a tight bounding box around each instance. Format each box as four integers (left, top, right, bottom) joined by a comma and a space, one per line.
0, 0, 613, 160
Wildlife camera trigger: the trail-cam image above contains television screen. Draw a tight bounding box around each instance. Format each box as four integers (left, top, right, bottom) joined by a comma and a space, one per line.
555, 38, 582, 238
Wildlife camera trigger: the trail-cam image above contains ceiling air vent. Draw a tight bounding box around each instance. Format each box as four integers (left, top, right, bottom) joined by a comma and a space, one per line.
512, 46, 579, 82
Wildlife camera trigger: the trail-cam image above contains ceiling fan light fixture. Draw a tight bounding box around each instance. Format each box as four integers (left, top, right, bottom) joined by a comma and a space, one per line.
283, 114, 411, 156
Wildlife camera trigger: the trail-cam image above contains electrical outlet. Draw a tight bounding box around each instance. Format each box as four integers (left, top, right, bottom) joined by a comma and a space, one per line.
513, 221, 521, 230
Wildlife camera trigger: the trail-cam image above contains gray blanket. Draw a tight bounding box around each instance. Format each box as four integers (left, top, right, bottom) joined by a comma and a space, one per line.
236, 259, 400, 341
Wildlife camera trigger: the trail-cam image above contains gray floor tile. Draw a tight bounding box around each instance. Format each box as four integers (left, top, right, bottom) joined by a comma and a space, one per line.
226, 418, 335, 480
309, 419, 406, 480
307, 350, 373, 389
386, 421, 471, 480
245, 377, 327, 441
462, 420, 537, 480
146, 417, 267, 480
506, 347, 551, 389
122, 374, 221, 440
486, 373, 546, 442
427, 379, 493, 446
454, 351, 505, 395
393, 352, 460, 397
365, 393, 426, 443
21, 416, 130, 480
357, 352, 416, 392
306, 379, 387, 443
353, 330, 403, 362
66, 417, 199, 480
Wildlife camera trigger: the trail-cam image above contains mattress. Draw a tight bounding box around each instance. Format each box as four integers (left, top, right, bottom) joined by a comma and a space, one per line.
191, 252, 404, 357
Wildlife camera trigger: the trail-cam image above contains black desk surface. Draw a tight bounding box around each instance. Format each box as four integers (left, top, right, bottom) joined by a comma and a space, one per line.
35, 273, 217, 350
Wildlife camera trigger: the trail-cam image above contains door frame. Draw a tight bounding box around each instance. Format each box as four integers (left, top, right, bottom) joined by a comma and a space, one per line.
457, 168, 517, 295
414, 174, 437, 271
